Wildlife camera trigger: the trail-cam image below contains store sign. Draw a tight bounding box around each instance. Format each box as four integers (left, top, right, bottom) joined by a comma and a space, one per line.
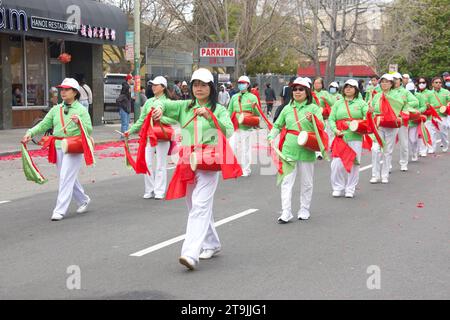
125, 31, 134, 61
0, 6, 28, 31
30, 16, 77, 34
199, 42, 236, 67
79, 24, 116, 41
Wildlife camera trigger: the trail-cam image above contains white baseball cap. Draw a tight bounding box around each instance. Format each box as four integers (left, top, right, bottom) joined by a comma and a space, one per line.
303, 77, 312, 84
149, 76, 168, 87
344, 79, 359, 88
391, 72, 402, 79
191, 68, 214, 84
57, 78, 80, 92
402, 74, 410, 79
380, 73, 394, 82
238, 75, 251, 84
329, 81, 339, 88
181, 81, 188, 86
405, 82, 416, 91
291, 77, 311, 89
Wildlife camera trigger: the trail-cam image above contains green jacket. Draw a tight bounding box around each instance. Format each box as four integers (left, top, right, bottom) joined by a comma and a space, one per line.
365, 85, 381, 103
27, 101, 92, 149
330, 92, 343, 105
268, 100, 324, 162
392, 87, 420, 127
228, 91, 260, 130
371, 90, 406, 115
427, 88, 450, 117
153, 99, 233, 146
329, 98, 369, 142
415, 89, 433, 121
129, 94, 177, 135
313, 90, 334, 108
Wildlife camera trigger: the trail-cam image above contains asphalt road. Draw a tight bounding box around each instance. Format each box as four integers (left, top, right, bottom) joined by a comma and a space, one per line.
0, 130, 449, 300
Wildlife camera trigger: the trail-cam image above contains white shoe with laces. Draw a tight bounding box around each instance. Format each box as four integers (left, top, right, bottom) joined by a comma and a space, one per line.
76, 196, 91, 214
199, 248, 221, 260
51, 212, 64, 221
345, 193, 354, 198
370, 177, 380, 184
143, 193, 155, 199
179, 256, 196, 270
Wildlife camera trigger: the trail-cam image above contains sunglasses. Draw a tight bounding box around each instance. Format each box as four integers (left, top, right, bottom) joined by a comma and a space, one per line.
418, 82, 426, 84
292, 87, 306, 92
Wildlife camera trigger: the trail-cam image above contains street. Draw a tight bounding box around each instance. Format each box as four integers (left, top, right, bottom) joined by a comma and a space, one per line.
0, 129, 449, 300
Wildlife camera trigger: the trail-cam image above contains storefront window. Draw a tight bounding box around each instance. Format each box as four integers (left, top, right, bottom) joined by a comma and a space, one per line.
10, 36, 24, 107
25, 37, 46, 106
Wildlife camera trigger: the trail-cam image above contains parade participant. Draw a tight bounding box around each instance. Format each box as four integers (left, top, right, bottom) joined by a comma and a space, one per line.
151, 68, 242, 270
391, 72, 419, 172
21, 78, 93, 221
268, 77, 326, 223
329, 79, 369, 198
415, 77, 433, 157
368, 74, 404, 184
427, 76, 450, 153
126, 76, 177, 200
228, 75, 260, 177
312, 77, 334, 152
365, 76, 380, 103
328, 82, 342, 102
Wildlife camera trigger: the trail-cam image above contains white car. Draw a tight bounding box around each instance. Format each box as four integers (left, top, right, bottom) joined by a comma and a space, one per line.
104, 73, 133, 111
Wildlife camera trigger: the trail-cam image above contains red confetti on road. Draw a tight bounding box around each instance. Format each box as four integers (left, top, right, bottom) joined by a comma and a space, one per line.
417, 202, 425, 208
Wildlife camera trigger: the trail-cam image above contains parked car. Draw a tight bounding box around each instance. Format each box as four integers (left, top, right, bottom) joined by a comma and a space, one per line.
104, 73, 127, 112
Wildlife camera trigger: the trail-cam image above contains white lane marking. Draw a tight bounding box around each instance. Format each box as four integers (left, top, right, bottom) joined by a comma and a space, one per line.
0, 200, 11, 204
130, 208, 260, 257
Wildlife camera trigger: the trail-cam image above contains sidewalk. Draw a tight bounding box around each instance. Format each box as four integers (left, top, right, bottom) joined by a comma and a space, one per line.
0, 124, 124, 156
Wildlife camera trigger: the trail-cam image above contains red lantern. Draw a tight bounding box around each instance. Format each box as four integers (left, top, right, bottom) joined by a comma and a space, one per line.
58, 53, 72, 64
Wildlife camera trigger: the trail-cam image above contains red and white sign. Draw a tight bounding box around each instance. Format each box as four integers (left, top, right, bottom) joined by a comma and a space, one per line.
200, 47, 235, 58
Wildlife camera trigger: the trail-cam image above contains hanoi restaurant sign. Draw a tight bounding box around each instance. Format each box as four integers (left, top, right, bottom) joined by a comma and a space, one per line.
31, 16, 77, 34
0, 3, 116, 41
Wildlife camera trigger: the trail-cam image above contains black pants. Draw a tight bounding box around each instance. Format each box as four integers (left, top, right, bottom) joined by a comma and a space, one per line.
266, 103, 273, 113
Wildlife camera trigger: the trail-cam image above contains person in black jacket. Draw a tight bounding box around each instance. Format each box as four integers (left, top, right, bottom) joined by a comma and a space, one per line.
264, 83, 276, 117
273, 76, 296, 122
116, 82, 131, 140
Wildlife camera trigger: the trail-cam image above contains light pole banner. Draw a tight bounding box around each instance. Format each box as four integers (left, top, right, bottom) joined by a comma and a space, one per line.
125, 31, 134, 61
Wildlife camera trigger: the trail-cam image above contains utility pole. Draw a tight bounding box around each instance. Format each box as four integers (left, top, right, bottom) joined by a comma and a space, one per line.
133, 0, 141, 121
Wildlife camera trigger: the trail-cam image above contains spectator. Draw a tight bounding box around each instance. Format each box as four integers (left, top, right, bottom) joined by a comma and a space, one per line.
218, 84, 230, 107
180, 81, 191, 100
49, 86, 59, 108
358, 79, 366, 100
274, 76, 296, 122
140, 87, 148, 106
116, 82, 131, 140
264, 83, 276, 117
250, 83, 262, 107
145, 81, 155, 99
76, 74, 93, 111
12, 87, 24, 106
227, 81, 238, 98
402, 74, 411, 87
173, 80, 182, 99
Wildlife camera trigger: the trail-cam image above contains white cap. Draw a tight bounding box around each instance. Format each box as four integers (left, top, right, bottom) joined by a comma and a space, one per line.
329, 81, 339, 88
149, 76, 168, 87
380, 73, 394, 82
344, 79, 359, 88
304, 77, 312, 84
291, 77, 311, 89
191, 68, 214, 84
57, 78, 80, 92
238, 75, 251, 84
406, 82, 416, 91
181, 81, 188, 86
402, 74, 410, 79
391, 72, 402, 79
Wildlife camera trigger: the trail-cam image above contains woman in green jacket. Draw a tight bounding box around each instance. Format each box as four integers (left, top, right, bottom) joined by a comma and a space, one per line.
415, 77, 433, 157
268, 77, 325, 223
329, 79, 368, 198
22, 78, 93, 221
312, 77, 334, 158
151, 68, 241, 270
126, 76, 177, 200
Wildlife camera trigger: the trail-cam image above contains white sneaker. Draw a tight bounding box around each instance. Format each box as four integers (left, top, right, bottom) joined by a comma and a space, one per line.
332, 190, 344, 197
199, 248, 221, 260
400, 165, 408, 172
51, 212, 64, 221
76, 196, 91, 214
143, 193, 155, 199
277, 212, 293, 224
443, 147, 449, 152
419, 153, 427, 158
298, 210, 310, 220
345, 193, 354, 198
370, 177, 380, 184
179, 256, 196, 270
381, 178, 389, 184
411, 155, 418, 162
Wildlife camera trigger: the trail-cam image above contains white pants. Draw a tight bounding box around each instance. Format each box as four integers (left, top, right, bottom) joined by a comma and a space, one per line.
330, 141, 362, 195
398, 126, 409, 167
230, 130, 252, 175
419, 120, 433, 155
408, 126, 419, 159
144, 141, 170, 197
428, 117, 449, 152
53, 149, 89, 216
182, 170, 220, 263
325, 119, 335, 149
371, 127, 398, 180
281, 161, 314, 218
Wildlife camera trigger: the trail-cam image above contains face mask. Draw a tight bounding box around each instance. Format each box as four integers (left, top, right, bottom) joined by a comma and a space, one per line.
418, 83, 427, 90
238, 83, 248, 91
329, 87, 337, 94
446, 82, 450, 88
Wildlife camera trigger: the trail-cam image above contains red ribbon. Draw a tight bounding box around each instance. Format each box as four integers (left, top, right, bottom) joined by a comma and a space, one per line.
331, 137, 357, 173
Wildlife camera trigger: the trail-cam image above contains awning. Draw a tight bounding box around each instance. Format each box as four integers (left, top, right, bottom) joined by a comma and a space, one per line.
0, 0, 128, 46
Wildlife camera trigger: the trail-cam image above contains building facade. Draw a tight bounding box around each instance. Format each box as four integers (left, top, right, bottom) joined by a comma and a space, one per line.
0, 0, 127, 129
